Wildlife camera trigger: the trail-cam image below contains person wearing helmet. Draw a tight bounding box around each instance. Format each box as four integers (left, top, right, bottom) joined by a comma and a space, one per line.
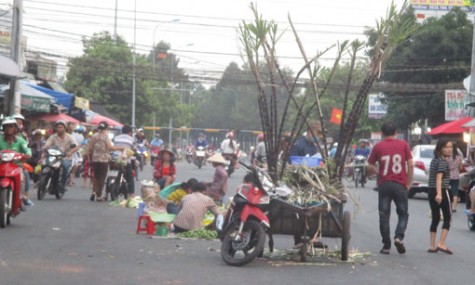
67, 122, 85, 186
13, 113, 28, 142
150, 133, 164, 165
193, 133, 208, 149
43, 120, 79, 192
0, 117, 32, 207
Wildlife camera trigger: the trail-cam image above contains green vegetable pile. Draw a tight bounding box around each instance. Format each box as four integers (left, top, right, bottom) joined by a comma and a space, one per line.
176, 229, 218, 240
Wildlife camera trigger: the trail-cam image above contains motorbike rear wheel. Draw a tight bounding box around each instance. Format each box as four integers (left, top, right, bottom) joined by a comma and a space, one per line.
37, 174, 50, 200
0, 189, 8, 228
221, 220, 266, 266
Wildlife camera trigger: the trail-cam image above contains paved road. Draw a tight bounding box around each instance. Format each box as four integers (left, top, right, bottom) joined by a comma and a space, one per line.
0, 160, 473, 285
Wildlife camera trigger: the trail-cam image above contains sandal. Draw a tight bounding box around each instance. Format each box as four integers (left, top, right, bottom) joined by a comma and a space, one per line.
394, 239, 406, 254
89, 193, 95, 202
436, 246, 453, 255
427, 248, 438, 253
380, 247, 390, 255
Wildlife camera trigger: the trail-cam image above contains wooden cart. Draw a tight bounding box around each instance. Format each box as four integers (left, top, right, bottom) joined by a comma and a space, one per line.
267, 198, 351, 261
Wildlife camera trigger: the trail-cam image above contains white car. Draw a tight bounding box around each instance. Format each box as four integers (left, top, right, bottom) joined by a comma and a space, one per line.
408, 144, 435, 198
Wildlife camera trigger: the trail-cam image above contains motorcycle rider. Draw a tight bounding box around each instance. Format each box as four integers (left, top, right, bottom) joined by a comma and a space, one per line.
67, 122, 85, 186
150, 133, 164, 165
13, 114, 28, 143
355, 139, 371, 157
0, 117, 32, 207
221, 132, 238, 169
193, 133, 208, 162
112, 125, 136, 198
42, 120, 79, 193
254, 133, 267, 167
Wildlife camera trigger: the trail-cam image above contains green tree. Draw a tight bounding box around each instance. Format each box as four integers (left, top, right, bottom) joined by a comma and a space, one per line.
368, 7, 472, 129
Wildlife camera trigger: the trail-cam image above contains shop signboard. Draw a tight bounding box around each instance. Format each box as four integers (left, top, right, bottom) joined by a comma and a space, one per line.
445, 90, 466, 121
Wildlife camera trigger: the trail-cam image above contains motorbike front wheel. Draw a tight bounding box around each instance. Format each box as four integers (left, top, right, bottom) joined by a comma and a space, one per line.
221, 220, 266, 266
37, 174, 51, 200
0, 189, 8, 228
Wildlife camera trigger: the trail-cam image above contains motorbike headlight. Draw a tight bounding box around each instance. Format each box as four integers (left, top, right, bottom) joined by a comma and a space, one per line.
48, 157, 56, 163
47, 149, 63, 156
0, 152, 15, 162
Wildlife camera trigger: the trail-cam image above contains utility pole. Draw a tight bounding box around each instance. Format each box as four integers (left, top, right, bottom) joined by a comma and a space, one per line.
8, 0, 23, 115
131, 0, 136, 128
113, 0, 118, 43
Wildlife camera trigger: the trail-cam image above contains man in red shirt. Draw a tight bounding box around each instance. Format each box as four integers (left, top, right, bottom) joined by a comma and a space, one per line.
368, 122, 414, 255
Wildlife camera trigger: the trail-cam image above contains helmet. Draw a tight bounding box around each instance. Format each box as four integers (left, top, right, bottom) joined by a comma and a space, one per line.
2, 116, 17, 126
155, 133, 161, 138
137, 128, 144, 133
75, 125, 85, 133
257, 133, 264, 141
12, 114, 25, 121
333, 142, 338, 147
55, 120, 67, 127
226, 132, 234, 139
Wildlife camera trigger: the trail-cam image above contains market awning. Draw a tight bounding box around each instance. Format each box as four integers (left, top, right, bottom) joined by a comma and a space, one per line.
20, 82, 55, 112
0, 55, 21, 78
27, 83, 74, 112
28, 113, 81, 124
462, 118, 475, 128
427, 117, 472, 135
86, 110, 123, 127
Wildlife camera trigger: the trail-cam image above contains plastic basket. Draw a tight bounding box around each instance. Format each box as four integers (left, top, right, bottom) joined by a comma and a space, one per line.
289, 156, 323, 167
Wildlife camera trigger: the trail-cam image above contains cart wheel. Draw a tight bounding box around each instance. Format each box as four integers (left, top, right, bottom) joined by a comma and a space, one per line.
341, 211, 351, 261
300, 241, 308, 262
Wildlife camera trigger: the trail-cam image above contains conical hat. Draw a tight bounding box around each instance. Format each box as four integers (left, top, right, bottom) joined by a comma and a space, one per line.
207, 153, 229, 165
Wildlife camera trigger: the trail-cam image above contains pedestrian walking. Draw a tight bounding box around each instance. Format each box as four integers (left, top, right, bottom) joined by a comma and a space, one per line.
88, 121, 123, 202
427, 138, 453, 254
446, 141, 463, 213
367, 122, 414, 255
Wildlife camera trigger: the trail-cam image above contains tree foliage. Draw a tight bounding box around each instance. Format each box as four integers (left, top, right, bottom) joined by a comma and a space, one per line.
367, 7, 472, 129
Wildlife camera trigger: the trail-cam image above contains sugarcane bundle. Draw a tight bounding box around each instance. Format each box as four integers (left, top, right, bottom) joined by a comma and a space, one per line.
282, 165, 346, 208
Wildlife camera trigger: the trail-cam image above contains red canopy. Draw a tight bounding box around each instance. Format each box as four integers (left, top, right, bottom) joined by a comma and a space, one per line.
89, 113, 123, 127
426, 117, 472, 135
29, 113, 80, 124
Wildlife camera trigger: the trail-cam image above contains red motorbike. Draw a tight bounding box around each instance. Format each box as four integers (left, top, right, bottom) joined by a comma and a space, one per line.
218, 162, 271, 266
0, 150, 25, 228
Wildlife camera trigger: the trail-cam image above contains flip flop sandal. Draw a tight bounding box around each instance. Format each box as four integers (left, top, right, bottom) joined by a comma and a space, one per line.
427, 248, 438, 253
394, 240, 406, 254
380, 247, 390, 255
436, 246, 453, 255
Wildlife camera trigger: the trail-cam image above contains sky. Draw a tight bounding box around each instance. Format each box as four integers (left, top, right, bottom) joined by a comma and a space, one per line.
0, 0, 408, 84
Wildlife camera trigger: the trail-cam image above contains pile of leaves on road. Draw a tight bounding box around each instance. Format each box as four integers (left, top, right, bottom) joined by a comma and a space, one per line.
282, 164, 347, 208
176, 229, 218, 240
265, 247, 372, 267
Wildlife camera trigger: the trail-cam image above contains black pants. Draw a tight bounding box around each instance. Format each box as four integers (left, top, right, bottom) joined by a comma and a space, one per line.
428, 188, 451, 232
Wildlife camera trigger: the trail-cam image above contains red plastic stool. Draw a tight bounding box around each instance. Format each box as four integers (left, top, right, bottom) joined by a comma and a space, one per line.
136, 214, 155, 235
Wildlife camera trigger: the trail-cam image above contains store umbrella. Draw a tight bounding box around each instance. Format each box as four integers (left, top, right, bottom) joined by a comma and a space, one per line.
29, 113, 81, 124
426, 117, 472, 135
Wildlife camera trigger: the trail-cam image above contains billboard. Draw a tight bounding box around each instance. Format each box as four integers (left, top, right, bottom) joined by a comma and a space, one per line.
445, 90, 467, 121
368, 94, 387, 119
411, 0, 475, 11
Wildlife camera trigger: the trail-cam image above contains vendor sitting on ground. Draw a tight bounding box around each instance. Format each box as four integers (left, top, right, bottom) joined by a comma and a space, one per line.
172, 182, 222, 233
159, 178, 198, 214
153, 149, 176, 189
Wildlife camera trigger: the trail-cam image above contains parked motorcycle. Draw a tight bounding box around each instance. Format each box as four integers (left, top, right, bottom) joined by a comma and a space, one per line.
37, 146, 71, 200
0, 150, 26, 228
218, 162, 277, 266
195, 146, 206, 169
353, 155, 367, 188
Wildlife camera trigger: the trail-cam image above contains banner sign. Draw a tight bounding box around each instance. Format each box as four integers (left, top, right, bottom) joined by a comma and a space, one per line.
74, 96, 90, 110
411, 0, 475, 11
445, 90, 466, 121
368, 94, 387, 119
